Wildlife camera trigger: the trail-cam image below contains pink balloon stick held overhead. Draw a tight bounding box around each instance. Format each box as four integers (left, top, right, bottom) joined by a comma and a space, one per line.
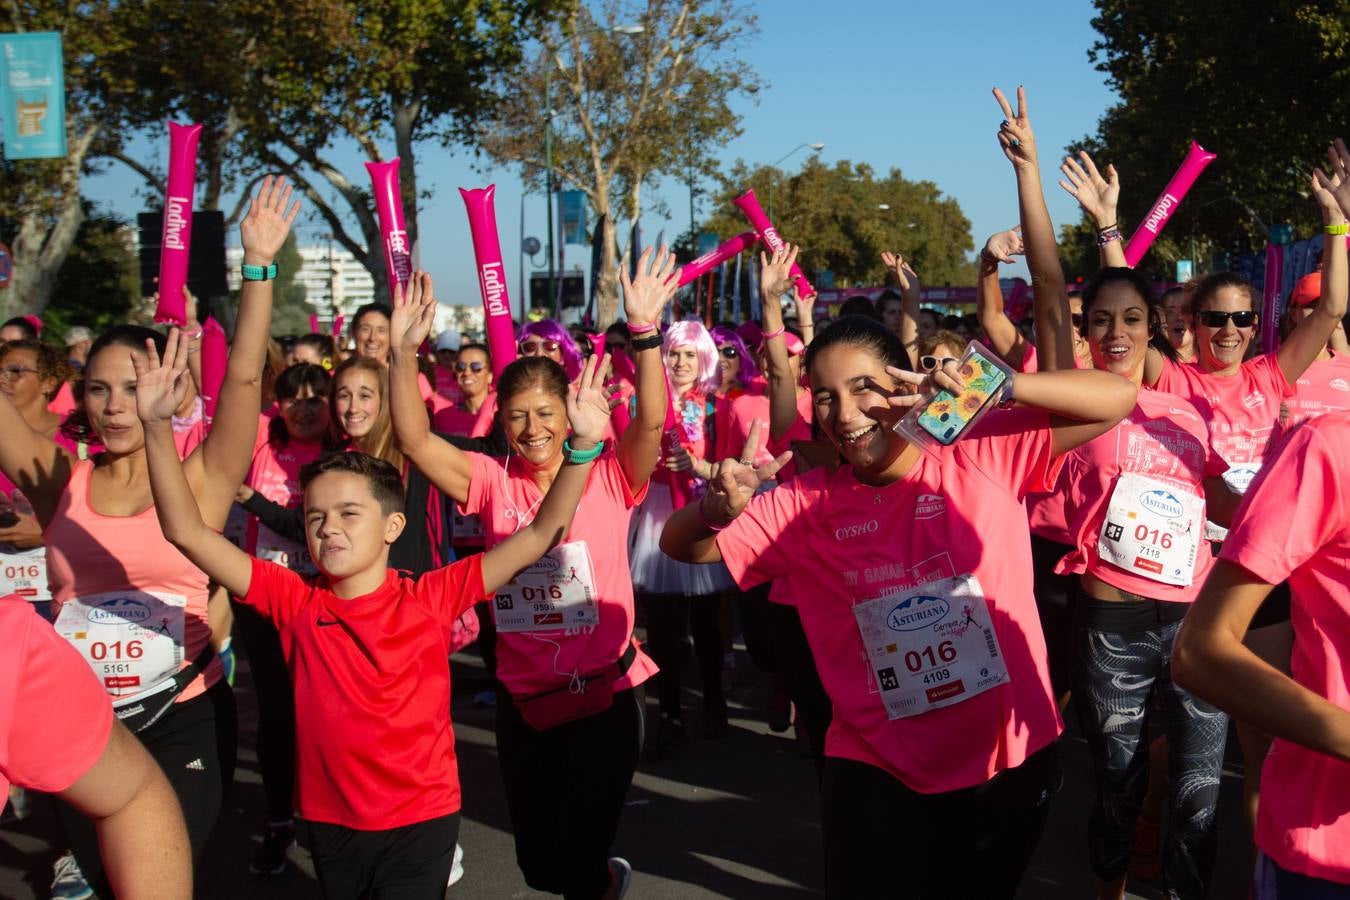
733, 189, 817, 299
155, 122, 202, 327
460, 186, 518, 379
678, 231, 759, 286
199, 317, 227, 428
1123, 141, 1217, 267
365, 159, 414, 300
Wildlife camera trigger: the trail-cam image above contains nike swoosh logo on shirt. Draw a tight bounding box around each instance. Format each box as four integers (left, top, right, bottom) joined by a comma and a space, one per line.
316, 617, 341, 627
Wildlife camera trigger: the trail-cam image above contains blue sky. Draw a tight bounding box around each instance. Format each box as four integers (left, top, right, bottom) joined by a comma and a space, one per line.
81, 0, 1119, 308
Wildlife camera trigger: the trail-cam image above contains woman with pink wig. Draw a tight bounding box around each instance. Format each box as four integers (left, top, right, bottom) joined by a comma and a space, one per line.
628, 319, 738, 758
517, 319, 585, 381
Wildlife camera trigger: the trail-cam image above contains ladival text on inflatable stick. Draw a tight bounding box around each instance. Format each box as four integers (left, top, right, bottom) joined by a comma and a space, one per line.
155, 122, 202, 326
460, 185, 518, 378
200, 317, 227, 428
677, 231, 759, 286
733, 189, 817, 298
1123, 142, 1217, 267
365, 159, 414, 300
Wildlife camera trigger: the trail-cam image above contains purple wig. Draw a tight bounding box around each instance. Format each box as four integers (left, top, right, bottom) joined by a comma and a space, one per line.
710, 325, 759, 382
518, 319, 584, 380
663, 319, 722, 395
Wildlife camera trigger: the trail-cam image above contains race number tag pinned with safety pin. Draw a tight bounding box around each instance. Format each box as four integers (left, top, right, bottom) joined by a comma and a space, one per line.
493, 541, 600, 633
55, 591, 186, 697
1098, 473, 1203, 586
852, 574, 1009, 720
0, 547, 48, 601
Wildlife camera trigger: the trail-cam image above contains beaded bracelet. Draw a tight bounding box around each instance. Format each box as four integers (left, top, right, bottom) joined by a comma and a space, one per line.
626, 320, 658, 335
1096, 226, 1122, 247
697, 496, 731, 532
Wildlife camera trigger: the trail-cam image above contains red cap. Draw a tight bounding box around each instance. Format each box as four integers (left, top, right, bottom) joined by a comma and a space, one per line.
1290, 272, 1321, 307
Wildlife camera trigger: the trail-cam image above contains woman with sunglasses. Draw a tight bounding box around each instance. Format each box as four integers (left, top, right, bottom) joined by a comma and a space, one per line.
434, 342, 496, 438
916, 330, 967, 374
518, 320, 585, 380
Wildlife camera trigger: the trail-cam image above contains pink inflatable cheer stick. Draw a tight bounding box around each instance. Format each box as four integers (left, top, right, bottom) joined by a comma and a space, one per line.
308, 314, 320, 334
1123, 142, 1217, 267
199, 317, 227, 428
677, 231, 759, 286
460, 185, 518, 379
365, 159, 413, 300
733, 189, 817, 298
155, 122, 202, 326
332, 315, 345, 342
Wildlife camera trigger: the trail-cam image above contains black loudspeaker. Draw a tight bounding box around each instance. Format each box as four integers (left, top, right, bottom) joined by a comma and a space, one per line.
137, 210, 228, 298
528, 273, 585, 309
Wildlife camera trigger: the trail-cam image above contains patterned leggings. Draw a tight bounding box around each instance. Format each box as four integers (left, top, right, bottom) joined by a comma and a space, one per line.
1072, 593, 1228, 900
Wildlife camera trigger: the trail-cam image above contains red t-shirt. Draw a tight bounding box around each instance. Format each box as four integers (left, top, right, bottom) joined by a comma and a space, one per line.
1221, 412, 1350, 883
242, 556, 486, 830
717, 409, 1064, 793
0, 594, 112, 797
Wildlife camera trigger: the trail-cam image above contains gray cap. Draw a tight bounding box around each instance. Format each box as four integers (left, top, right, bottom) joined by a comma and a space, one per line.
65, 326, 94, 346
435, 329, 461, 352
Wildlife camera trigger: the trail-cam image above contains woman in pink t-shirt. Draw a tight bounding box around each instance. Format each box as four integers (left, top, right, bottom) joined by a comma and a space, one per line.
431, 341, 496, 439
0, 177, 298, 894
1277, 270, 1350, 434
1175, 411, 1350, 897
390, 257, 675, 900
661, 301, 1137, 896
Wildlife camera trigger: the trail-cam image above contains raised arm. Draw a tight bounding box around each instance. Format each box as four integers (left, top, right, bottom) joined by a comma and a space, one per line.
135, 330, 254, 598
1276, 144, 1350, 383
975, 227, 1029, 366
791, 284, 816, 347
388, 272, 474, 504
0, 390, 72, 526
185, 176, 299, 527
760, 245, 807, 442
615, 246, 679, 493
1059, 150, 1127, 269
996, 85, 1074, 373
881, 251, 921, 366
480, 353, 609, 592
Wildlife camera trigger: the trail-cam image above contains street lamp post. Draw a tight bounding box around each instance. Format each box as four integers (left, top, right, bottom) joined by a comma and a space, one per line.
767, 142, 825, 220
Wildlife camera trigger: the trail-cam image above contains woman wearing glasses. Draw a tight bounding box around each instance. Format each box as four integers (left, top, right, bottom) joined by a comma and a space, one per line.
915, 330, 967, 374
518, 320, 585, 380
434, 342, 496, 438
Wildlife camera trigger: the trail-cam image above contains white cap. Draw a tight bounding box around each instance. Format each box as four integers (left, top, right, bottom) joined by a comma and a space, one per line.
65, 325, 94, 346
435, 329, 461, 352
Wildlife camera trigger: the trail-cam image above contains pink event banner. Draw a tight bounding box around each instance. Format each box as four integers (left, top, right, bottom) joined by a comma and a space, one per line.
459, 186, 517, 378
365, 160, 413, 299
155, 122, 202, 326
1123, 142, 1217, 267
732, 189, 816, 298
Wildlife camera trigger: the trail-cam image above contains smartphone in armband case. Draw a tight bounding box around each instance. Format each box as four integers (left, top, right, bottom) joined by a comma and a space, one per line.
895, 341, 1013, 454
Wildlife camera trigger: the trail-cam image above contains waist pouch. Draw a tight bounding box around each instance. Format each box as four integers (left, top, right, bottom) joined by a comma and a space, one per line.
111, 644, 215, 734
512, 639, 637, 732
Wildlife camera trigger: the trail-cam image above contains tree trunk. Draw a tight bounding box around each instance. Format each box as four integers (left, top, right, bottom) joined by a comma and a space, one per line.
392, 99, 421, 257
5, 122, 98, 317
596, 214, 621, 328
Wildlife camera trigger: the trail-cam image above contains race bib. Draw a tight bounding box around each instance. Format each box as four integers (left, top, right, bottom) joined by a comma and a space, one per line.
54, 591, 186, 698
493, 541, 600, 633
256, 525, 317, 576
1098, 473, 1203, 587
454, 511, 485, 544
223, 504, 250, 549
1221, 462, 1262, 496
852, 574, 1010, 720
0, 546, 48, 601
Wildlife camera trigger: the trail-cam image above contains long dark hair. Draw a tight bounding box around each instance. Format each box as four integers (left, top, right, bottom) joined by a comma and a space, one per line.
804, 315, 910, 379
60, 326, 168, 445
1081, 267, 1179, 363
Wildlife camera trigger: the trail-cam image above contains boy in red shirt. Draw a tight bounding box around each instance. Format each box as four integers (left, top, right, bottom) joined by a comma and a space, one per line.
133, 328, 616, 899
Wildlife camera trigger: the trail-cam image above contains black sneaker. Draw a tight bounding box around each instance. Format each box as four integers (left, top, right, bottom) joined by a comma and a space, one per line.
644, 716, 686, 761
249, 821, 296, 876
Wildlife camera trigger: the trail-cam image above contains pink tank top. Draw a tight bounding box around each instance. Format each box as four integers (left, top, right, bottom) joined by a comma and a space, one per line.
45, 460, 218, 702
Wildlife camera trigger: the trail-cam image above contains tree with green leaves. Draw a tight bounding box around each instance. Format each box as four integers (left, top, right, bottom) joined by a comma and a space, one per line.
701, 158, 976, 288
477, 0, 760, 326
1075, 0, 1350, 278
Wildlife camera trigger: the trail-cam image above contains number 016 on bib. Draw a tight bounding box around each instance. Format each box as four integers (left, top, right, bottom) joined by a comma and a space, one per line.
852, 574, 1010, 720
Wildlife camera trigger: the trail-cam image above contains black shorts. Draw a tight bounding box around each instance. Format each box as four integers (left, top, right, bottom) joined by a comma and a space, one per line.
305, 812, 460, 900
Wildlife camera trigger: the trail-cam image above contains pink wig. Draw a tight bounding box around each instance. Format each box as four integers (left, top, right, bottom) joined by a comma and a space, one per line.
518, 319, 584, 380
663, 320, 721, 395
710, 325, 759, 381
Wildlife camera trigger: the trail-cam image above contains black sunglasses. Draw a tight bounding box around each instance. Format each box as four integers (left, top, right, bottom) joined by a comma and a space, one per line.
718, 346, 739, 359
1197, 310, 1256, 328
454, 361, 486, 373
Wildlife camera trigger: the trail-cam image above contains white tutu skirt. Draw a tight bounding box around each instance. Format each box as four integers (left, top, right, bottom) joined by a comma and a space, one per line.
629, 481, 736, 596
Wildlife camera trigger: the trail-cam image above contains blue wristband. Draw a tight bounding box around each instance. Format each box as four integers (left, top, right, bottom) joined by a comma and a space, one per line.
241, 262, 278, 281
563, 438, 603, 464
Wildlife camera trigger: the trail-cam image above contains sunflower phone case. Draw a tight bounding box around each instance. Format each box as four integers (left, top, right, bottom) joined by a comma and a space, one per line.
895, 341, 1013, 455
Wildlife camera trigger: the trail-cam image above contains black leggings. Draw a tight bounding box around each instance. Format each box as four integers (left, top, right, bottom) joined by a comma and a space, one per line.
232, 600, 295, 823
496, 686, 644, 900
820, 742, 1060, 899
306, 812, 460, 900
55, 679, 237, 895
1029, 532, 1076, 699
1072, 592, 1227, 899
768, 601, 832, 778
640, 590, 725, 718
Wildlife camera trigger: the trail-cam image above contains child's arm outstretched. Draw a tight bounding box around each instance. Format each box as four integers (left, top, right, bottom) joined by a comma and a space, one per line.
479, 351, 613, 594
134, 329, 255, 598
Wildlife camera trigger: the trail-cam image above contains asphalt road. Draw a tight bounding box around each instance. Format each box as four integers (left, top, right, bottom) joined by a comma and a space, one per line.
2, 645, 1254, 899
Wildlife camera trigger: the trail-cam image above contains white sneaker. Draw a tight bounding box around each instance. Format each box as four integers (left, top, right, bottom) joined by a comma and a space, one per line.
447, 843, 465, 887
608, 857, 632, 899
50, 852, 93, 900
